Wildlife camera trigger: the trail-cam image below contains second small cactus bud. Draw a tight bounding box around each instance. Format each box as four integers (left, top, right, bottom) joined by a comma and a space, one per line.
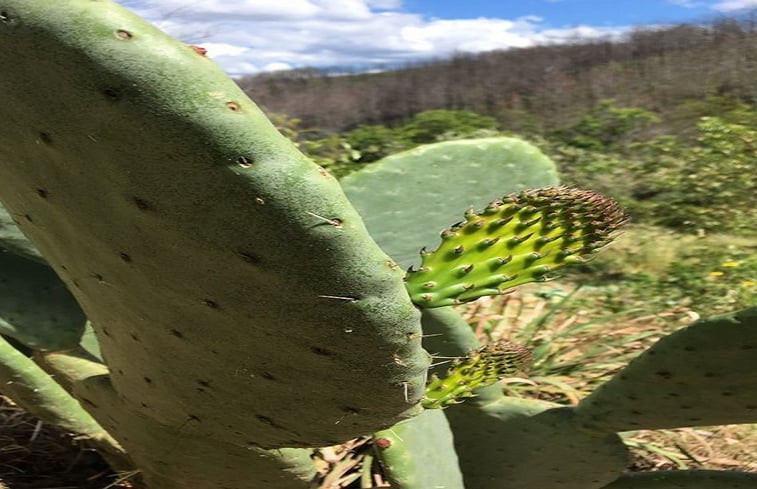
423, 340, 532, 409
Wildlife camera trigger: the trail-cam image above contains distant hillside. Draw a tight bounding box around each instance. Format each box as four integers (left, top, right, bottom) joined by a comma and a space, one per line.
236, 18, 757, 133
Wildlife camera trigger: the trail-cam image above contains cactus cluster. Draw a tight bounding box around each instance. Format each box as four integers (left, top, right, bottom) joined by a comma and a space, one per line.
0, 2, 755, 489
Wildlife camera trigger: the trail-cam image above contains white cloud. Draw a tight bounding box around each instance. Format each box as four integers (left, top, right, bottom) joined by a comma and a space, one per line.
117, 0, 628, 76
712, 0, 757, 10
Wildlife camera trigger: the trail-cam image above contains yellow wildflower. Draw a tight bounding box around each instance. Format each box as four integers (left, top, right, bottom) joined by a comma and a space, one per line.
708, 271, 725, 277
743, 281, 756, 287
722, 261, 740, 267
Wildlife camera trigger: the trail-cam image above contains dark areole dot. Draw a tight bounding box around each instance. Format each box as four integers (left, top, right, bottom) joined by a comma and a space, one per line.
38, 132, 53, 144
102, 88, 121, 101
119, 252, 132, 262
133, 197, 152, 211
115, 29, 132, 40
36, 188, 48, 199
311, 346, 335, 357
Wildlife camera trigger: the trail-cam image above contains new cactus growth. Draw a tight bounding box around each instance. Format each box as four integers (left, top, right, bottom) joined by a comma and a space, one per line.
405, 187, 628, 307
422, 340, 532, 409
1, 2, 757, 489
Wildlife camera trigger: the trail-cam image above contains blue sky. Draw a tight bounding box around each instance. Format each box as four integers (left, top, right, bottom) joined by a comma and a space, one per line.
403, 0, 729, 26
119, 0, 757, 75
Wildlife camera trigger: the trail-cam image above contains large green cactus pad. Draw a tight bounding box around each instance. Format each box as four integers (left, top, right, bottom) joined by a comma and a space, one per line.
0, 252, 86, 350
446, 399, 629, 489
0, 0, 428, 449
601, 470, 757, 488
340, 138, 559, 267
373, 409, 464, 489
576, 307, 757, 431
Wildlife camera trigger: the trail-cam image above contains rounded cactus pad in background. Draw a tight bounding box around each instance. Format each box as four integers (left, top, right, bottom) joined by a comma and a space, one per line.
447, 400, 629, 489
576, 307, 757, 432
340, 137, 560, 268
0, 203, 44, 263
0, 252, 86, 351
405, 187, 629, 308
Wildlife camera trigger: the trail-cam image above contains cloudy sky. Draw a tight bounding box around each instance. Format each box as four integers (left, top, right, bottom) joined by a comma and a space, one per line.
117, 0, 757, 76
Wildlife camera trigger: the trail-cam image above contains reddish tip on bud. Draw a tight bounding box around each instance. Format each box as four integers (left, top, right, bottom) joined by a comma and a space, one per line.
189, 45, 208, 56
374, 437, 392, 449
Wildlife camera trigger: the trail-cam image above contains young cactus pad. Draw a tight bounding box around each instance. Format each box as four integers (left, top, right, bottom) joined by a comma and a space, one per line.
422, 340, 532, 409
405, 187, 628, 308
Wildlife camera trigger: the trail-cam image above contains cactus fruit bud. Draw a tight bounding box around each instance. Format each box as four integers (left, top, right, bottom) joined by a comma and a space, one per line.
405, 187, 628, 308
422, 340, 532, 409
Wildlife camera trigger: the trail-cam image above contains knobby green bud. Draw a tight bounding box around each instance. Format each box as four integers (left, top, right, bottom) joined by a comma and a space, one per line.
406, 187, 628, 307
423, 340, 532, 409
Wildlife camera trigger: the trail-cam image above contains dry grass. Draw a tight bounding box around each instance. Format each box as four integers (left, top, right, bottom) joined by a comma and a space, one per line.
0, 397, 126, 489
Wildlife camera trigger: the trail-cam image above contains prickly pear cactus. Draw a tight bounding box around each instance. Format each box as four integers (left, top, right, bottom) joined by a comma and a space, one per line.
0, 0, 429, 487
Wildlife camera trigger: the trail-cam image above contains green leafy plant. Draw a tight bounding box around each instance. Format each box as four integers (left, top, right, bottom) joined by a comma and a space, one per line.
1, 2, 756, 489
